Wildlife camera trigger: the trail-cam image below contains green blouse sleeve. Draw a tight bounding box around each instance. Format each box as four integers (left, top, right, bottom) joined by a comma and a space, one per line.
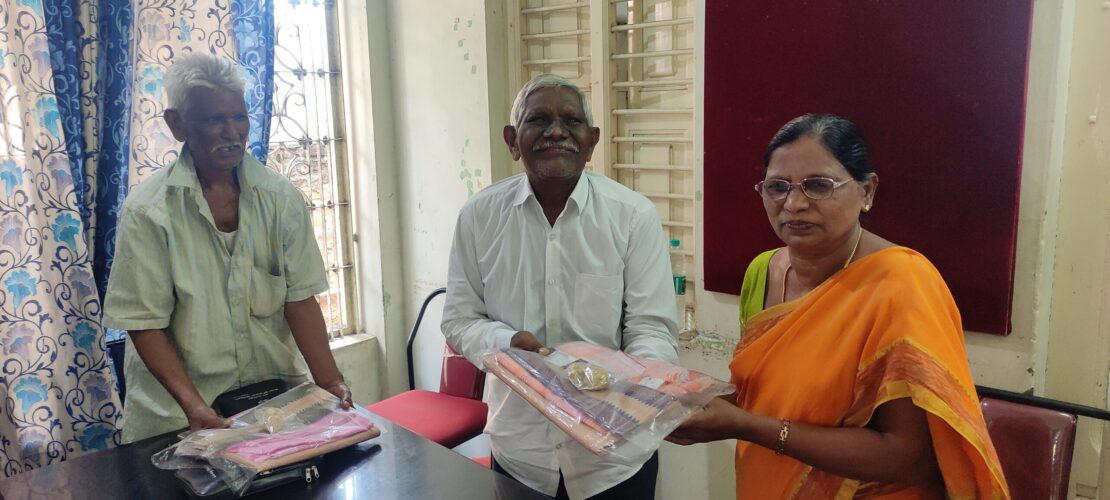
739, 249, 779, 330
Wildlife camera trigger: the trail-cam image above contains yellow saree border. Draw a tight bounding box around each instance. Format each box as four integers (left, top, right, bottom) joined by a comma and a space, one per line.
786, 467, 859, 500
845, 343, 1009, 499
858, 337, 979, 405
734, 300, 795, 353
743, 247, 904, 328
792, 344, 1008, 498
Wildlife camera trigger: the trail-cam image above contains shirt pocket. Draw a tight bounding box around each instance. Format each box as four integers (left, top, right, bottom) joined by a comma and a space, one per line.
573, 273, 623, 339
250, 269, 288, 318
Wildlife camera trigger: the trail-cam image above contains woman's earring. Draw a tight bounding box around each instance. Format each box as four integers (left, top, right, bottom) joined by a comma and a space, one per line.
863, 204, 872, 213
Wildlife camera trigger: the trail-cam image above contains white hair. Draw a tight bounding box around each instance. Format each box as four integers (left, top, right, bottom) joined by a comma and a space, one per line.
164, 53, 246, 113
509, 74, 594, 128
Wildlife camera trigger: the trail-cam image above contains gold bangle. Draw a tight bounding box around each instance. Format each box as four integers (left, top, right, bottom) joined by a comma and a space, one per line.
775, 419, 791, 455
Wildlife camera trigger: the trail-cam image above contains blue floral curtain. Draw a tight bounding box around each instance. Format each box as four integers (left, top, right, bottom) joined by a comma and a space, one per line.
0, 0, 121, 475
0, 0, 275, 476
233, 2, 276, 162
90, 0, 133, 312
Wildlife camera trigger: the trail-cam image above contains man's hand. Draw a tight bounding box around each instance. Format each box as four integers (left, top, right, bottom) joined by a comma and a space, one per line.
286, 297, 351, 410
320, 380, 353, 410
510, 331, 551, 355
185, 404, 232, 431
131, 329, 227, 432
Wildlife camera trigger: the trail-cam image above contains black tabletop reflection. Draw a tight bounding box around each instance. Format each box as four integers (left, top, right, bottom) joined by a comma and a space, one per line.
0, 412, 549, 500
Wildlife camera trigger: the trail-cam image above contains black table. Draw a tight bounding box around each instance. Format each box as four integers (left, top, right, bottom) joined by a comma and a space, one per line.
0, 413, 549, 500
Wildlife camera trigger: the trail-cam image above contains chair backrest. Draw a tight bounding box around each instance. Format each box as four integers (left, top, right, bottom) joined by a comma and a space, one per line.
406, 288, 485, 400
440, 343, 484, 400
980, 397, 1076, 500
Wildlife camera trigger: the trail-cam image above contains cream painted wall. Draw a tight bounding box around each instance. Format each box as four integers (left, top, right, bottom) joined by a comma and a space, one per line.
1042, 2, 1110, 496
336, 0, 404, 403
337, 0, 509, 464
337, 0, 509, 399
380, 0, 508, 393
342, 0, 512, 396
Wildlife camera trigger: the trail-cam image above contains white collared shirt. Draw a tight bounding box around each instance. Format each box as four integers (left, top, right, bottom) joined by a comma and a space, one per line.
443, 172, 679, 499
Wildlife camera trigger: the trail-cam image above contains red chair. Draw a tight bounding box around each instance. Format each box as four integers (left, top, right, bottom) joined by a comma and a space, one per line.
367, 288, 488, 449
974, 385, 1110, 500
980, 396, 1076, 500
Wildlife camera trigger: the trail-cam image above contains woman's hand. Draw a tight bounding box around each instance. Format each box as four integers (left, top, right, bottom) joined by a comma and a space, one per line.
666, 397, 747, 445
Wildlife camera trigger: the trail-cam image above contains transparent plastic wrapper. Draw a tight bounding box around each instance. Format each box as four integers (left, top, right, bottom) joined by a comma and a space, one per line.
152, 382, 382, 496
482, 341, 734, 458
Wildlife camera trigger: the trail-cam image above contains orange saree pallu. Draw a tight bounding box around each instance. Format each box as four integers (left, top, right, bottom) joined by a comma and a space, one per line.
731, 247, 1008, 499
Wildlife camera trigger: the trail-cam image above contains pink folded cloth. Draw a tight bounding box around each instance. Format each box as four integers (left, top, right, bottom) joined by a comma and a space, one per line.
222, 410, 377, 465
173, 385, 381, 472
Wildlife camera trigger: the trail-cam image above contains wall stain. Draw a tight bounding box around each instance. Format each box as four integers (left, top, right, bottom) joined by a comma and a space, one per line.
453, 18, 478, 76
458, 138, 483, 197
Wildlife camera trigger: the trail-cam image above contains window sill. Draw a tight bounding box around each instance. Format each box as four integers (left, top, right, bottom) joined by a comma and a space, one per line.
329, 332, 379, 351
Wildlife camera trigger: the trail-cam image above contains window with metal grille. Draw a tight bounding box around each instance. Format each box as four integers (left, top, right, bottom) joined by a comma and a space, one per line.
269, 0, 356, 337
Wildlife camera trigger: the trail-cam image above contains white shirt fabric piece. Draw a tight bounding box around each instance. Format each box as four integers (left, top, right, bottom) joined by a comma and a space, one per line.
442, 172, 679, 500
220, 229, 237, 252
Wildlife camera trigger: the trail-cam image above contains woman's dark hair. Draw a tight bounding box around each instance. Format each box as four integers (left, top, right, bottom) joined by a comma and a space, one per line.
762, 114, 874, 181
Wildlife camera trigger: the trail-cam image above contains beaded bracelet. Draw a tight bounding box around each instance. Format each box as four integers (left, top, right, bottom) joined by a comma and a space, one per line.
775, 419, 791, 455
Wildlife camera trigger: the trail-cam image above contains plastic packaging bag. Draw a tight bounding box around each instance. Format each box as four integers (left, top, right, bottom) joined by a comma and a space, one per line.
482, 341, 734, 457
566, 361, 611, 391
152, 382, 381, 496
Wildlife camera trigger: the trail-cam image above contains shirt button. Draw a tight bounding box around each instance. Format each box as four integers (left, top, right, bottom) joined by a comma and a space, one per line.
547, 279, 556, 285
548, 233, 557, 240
555, 443, 562, 450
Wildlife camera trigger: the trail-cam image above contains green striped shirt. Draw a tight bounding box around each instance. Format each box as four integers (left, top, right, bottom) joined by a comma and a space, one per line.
104, 147, 327, 442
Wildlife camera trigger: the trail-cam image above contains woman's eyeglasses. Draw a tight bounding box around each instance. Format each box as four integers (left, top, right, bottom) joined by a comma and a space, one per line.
754, 177, 853, 201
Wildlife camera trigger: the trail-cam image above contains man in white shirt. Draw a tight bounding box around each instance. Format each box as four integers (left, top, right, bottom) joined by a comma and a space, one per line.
442, 74, 679, 500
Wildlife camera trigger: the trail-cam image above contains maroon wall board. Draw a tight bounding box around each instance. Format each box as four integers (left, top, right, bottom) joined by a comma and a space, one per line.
703, 1, 1034, 335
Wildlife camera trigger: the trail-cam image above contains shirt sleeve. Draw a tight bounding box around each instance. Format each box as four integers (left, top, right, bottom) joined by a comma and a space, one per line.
281, 193, 329, 302
441, 207, 519, 368
620, 205, 679, 364
103, 206, 174, 331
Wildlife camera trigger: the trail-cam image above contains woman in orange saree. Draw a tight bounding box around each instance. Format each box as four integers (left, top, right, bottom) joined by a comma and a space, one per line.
668, 114, 1008, 499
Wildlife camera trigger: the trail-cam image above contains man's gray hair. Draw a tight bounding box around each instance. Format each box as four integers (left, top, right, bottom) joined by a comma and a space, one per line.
164, 52, 247, 113
509, 74, 594, 128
